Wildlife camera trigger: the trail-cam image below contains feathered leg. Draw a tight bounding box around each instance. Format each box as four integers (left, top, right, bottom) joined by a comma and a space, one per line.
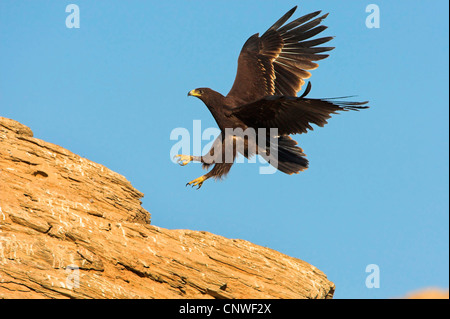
185, 134, 236, 189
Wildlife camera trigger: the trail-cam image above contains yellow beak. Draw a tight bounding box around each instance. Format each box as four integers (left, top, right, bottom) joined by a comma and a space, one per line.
188, 89, 201, 97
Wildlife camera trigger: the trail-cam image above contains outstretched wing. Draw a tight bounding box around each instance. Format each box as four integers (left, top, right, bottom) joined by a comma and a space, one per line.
232, 94, 369, 136
227, 6, 334, 104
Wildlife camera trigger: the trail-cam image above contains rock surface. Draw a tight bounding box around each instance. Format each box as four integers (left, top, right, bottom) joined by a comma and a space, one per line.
402, 288, 449, 299
0, 117, 335, 299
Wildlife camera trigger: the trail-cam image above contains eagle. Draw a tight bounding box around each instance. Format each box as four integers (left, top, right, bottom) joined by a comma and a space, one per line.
175, 6, 368, 189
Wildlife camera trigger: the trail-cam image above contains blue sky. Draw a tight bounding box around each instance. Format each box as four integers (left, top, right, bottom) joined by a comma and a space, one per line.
1, 1, 448, 299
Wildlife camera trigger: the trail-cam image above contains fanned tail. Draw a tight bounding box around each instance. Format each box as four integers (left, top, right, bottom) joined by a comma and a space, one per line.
260, 135, 309, 175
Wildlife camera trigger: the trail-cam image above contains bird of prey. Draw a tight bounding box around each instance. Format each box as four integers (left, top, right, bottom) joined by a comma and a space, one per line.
175, 5, 368, 189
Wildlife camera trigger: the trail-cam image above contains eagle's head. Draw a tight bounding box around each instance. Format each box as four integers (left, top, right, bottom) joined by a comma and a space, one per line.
188, 88, 225, 107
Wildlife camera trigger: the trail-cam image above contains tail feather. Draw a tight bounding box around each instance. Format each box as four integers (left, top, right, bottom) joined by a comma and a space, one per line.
276, 135, 309, 174
262, 135, 309, 175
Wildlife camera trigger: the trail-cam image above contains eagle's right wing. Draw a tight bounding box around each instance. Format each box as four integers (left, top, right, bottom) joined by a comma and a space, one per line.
227, 6, 334, 104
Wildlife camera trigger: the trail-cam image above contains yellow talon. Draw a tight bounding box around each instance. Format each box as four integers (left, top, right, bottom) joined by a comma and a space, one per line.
174, 154, 193, 166
186, 176, 207, 189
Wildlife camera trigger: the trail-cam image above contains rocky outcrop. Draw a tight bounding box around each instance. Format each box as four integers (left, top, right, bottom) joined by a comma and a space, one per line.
402, 288, 449, 299
0, 117, 335, 299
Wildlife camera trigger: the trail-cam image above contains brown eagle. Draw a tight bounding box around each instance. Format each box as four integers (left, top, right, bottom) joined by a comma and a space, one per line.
175, 6, 368, 189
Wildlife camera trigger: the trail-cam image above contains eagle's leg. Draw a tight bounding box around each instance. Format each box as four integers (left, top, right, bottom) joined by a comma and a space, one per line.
186, 162, 233, 189
174, 155, 202, 166
186, 175, 209, 189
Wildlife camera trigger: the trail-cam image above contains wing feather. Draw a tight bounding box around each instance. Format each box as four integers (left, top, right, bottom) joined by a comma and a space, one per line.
232, 95, 369, 136
277, 11, 323, 33
264, 6, 298, 35
227, 7, 334, 104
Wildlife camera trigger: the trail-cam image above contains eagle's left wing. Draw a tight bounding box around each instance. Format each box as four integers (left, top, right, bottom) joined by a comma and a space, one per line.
232, 94, 369, 136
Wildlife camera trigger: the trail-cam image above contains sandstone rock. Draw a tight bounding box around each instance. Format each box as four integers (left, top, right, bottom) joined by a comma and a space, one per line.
402, 288, 449, 299
0, 117, 335, 299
